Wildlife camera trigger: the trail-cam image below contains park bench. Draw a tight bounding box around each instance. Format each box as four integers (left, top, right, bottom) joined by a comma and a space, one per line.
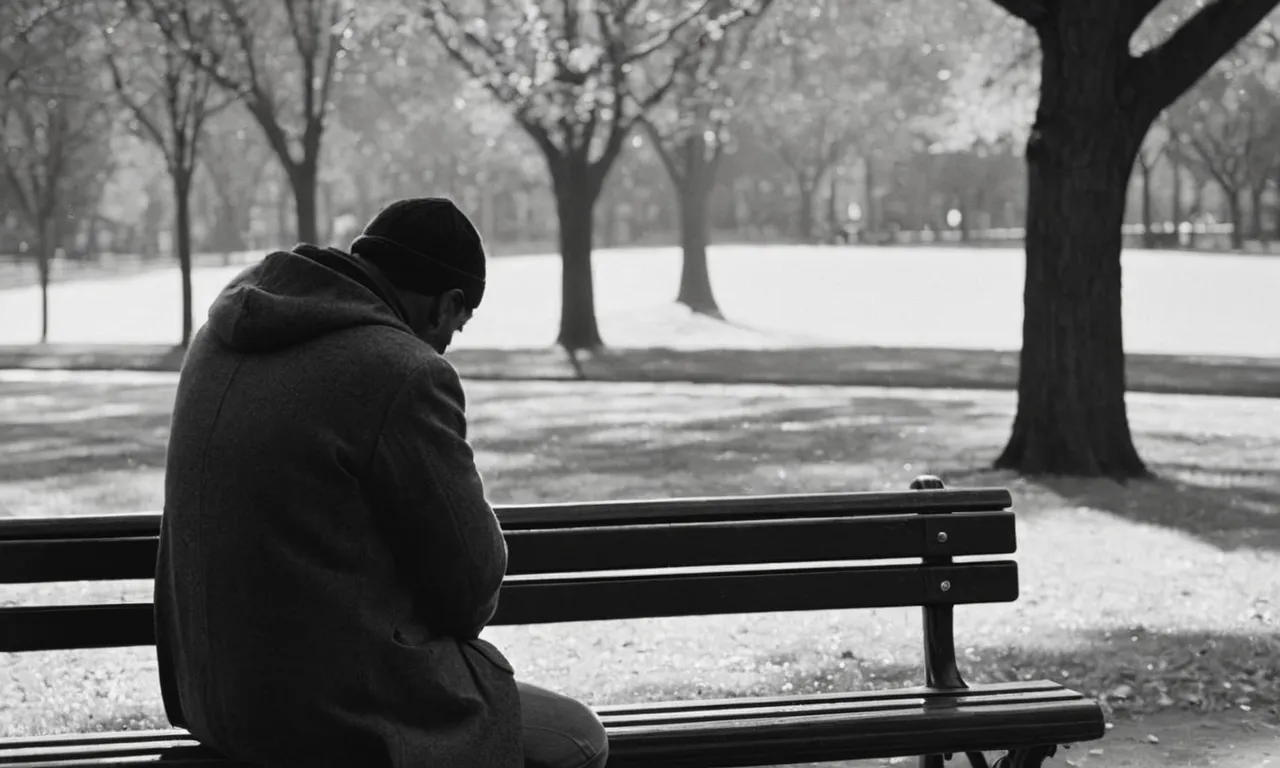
0, 476, 1104, 767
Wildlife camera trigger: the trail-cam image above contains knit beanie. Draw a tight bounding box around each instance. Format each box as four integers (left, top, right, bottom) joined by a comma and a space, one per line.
349, 198, 486, 309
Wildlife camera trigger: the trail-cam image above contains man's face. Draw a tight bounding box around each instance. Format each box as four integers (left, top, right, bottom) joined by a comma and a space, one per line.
400, 289, 472, 354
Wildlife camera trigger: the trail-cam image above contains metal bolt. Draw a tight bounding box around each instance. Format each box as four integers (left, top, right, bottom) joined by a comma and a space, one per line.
940, 580, 951, 592
936, 531, 948, 543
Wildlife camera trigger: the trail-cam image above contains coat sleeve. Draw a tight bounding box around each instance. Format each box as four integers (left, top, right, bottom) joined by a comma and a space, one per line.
365, 358, 508, 640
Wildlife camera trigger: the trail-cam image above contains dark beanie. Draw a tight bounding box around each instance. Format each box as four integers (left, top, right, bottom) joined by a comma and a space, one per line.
349, 198, 486, 309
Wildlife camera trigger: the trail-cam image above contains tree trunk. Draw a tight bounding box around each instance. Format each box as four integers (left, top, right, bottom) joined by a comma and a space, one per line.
827, 172, 839, 240
289, 160, 319, 244
85, 212, 101, 260
173, 171, 195, 347
672, 133, 722, 317
1273, 167, 1280, 241
1140, 162, 1154, 248
551, 159, 604, 352
796, 178, 816, 243
37, 217, 54, 344
1189, 180, 1205, 248
995, 15, 1149, 479
1171, 153, 1183, 246
1227, 188, 1244, 250
276, 176, 290, 246
1250, 184, 1265, 244
676, 178, 720, 317
863, 156, 877, 234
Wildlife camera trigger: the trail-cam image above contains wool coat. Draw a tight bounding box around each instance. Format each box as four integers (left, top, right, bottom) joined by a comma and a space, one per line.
154, 244, 520, 768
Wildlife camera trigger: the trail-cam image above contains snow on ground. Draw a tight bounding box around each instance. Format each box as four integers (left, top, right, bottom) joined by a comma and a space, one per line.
1, 244, 1277, 357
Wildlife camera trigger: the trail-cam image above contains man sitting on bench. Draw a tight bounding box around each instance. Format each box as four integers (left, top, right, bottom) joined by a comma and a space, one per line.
155, 198, 609, 768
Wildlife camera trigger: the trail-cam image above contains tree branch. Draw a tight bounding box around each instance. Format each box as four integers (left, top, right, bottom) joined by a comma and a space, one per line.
102, 42, 172, 163
621, 0, 719, 64
1127, 0, 1166, 33
1135, 0, 1280, 111
638, 115, 684, 185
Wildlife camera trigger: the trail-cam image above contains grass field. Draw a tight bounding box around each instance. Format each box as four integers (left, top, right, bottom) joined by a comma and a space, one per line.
1, 371, 1277, 762
2, 244, 1280, 358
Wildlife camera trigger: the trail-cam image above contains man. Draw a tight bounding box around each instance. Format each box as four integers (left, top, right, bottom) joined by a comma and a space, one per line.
155, 198, 608, 768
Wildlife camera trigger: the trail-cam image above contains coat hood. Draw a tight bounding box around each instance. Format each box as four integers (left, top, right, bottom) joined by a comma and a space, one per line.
206, 245, 414, 353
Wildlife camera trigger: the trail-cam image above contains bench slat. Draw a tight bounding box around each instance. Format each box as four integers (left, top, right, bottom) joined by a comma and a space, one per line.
0, 561, 1017, 652
0, 512, 1016, 584
0, 682, 1104, 768
0, 681, 1067, 750
592, 678, 1069, 714
600, 689, 1087, 726
507, 512, 1015, 574
604, 698, 1104, 768
494, 561, 1018, 624
0, 488, 1012, 542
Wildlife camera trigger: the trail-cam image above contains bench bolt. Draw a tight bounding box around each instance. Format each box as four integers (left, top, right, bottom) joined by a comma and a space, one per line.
940, 580, 951, 592
936, 532, 948, 543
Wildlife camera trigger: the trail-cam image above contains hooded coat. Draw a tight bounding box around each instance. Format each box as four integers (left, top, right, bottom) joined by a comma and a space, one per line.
154, 245, 521, 768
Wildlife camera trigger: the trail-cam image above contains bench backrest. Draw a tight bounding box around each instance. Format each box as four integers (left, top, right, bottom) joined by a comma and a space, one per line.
0, 482, 1017, 653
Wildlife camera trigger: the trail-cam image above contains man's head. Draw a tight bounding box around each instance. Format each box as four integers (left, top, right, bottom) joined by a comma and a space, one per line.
349, 198, 486, 354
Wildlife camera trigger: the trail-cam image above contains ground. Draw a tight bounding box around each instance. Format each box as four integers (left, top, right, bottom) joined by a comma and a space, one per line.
1, 245, 1277, 765
1, 371, 1277, 767
1, 245, 1279, 357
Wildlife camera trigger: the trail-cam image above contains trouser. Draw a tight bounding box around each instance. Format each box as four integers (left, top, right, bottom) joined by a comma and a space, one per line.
520, 681, 609, 768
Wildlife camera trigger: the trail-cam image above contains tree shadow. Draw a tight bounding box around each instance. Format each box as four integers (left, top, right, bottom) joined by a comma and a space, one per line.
1035, 469, 1280, 552
446, 346, 1280, 400
468, 386, 1000, 503
0, 377, 173, 485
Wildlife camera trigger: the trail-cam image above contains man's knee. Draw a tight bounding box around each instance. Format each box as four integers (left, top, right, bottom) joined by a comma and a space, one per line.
548, 700, 606, 768
519, 682, 608, 768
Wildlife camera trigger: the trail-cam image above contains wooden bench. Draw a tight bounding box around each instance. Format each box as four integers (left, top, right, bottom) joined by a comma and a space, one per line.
0, 476, 1104, 767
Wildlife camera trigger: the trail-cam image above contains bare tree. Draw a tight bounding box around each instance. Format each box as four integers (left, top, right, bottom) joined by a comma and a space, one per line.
200, 112, 270, 258
1, 3, 114, 342
1133, 117, 1170, 248
1170, 62, 1278, 249
104, 4, 227, 346
637, 0, 774, 318
749, 0, 940, 243
135, 0, 353, 244
419, 0, 767, 351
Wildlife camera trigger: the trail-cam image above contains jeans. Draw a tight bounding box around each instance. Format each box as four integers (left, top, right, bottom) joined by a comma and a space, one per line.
520, 681, 609, 768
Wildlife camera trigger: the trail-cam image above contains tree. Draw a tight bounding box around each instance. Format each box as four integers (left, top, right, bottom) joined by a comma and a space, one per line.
103, 3, 225, 346
200, 110, 271, 256
418, 0, 766, 351
326, 41, 531, 242
637, 0, 773, 317
1133, 117, 1170, 247
0, 2, 114, 342
749, 0, 944, 243
987, 0, 1280, 478
1169, 53, 1279, 249
137, 0, 354, 244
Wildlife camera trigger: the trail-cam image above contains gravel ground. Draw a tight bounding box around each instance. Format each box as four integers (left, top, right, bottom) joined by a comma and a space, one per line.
1, 373, 1277, 768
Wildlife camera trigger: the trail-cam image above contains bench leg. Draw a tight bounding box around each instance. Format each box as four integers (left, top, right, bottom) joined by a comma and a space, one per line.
965, 752, 991, 768
994, 745, 1058, 768
919, 749, 1053, 768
